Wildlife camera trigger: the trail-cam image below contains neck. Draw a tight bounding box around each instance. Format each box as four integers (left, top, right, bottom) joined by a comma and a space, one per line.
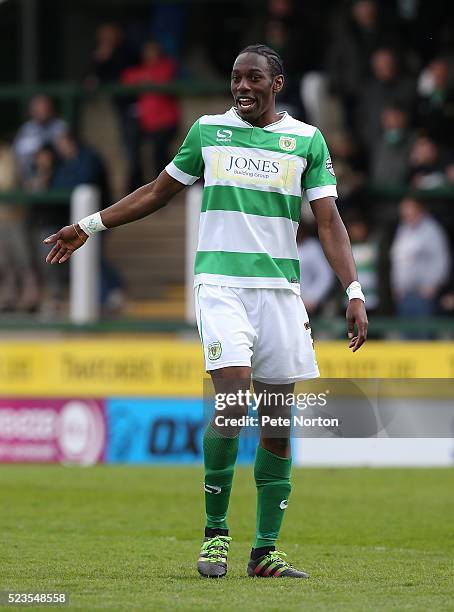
241, 108, 282, 128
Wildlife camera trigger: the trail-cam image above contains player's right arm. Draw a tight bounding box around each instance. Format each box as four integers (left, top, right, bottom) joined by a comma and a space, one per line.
45, 119, 204, 264
44, 171, 185, 264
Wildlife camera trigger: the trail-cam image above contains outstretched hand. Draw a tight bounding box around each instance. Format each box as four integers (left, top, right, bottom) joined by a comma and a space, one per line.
44, 224, 88, 264
346, 299, 368, 352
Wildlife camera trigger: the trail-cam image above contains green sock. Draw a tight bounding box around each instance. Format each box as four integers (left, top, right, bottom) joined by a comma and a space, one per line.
203, 425, 239, 530
254, 445, 292, 549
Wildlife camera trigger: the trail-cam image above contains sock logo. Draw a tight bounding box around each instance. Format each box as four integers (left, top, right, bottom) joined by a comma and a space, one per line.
204, 483, 222, 494
279, 499, 288, 510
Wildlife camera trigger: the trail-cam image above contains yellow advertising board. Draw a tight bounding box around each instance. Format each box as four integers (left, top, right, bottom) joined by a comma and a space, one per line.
0, 340, 453, 397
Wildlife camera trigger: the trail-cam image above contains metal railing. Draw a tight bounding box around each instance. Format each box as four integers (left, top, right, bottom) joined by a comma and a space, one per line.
0, 316, 453, 336
0, 79, 231, 124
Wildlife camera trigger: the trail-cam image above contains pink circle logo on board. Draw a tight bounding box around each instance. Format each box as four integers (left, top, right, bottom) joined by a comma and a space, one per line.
57, 401, 105, 465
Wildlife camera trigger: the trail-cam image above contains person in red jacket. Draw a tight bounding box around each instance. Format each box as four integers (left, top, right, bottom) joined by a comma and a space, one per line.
122, 40, 180, 189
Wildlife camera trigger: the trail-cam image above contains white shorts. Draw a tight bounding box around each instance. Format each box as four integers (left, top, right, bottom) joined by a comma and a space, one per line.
195, 284, 319, 384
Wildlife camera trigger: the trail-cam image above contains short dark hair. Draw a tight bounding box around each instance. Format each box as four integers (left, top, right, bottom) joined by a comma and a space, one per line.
402, 192, 427, 208
237, 44, 284, 77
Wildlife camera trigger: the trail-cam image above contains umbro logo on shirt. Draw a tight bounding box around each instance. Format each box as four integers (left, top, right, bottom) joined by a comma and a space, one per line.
216, 129, 232, 143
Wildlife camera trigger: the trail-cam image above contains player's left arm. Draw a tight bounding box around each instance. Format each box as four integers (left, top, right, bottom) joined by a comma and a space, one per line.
302, 128, 367, 352
311, 197, 368, 351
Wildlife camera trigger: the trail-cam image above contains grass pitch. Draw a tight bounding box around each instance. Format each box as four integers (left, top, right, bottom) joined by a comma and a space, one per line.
1, 466, 453, 611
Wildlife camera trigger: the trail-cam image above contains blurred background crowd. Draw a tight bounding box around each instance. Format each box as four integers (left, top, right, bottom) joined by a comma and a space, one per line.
0, 0, 453, 337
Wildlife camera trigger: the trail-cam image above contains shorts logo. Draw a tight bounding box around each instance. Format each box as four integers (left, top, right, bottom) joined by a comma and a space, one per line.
325, 156, 335, 176
279, 136, 296, 152
216, 129, 232, 143
279, 499, 288, 510
207, 341, 222, 361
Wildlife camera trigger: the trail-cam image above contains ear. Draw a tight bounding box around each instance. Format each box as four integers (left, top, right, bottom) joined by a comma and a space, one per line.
272, 75, 284, 94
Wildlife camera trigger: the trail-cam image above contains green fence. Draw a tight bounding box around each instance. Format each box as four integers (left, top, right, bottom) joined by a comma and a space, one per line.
0, 316, 452, 337
0, 79, 231, 126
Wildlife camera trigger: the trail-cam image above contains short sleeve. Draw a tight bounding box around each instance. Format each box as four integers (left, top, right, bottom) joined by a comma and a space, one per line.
165, 120, 204, 185
302, 129, 338, 202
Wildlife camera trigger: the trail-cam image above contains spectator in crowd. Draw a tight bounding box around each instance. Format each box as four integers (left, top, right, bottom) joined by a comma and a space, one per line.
147, 2, 189, 59
268, 0, 293, 20
52, 131, 109, 198
52, 131, 124, 315
370, 104, 416, 186
25, 144, 58, 194
88, 22, 137, 87
445, 156, 454, 186
296, 224, 335, 315
326, 0, 386, 127
12, 95, 67, 185
253, 2, 306, 119
407, 135, 447, 190
390, 196, 451, 336
87, 22, 140, 195
263, 19, 304, 118
121, 40, 180, 189
356, 47, 415, 152
439, 283, 454, 316
328, 131, 365, 207
25, 144, 67, 315
26, 144, 66, 240
0, 141, 40, 312
25, 134, 121, 316
344, 211, 380, 312
417, 57, 454, 146
395, 0, 454, 63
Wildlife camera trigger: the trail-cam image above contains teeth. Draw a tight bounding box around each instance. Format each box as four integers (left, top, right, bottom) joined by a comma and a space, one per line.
238, 98, 254, 106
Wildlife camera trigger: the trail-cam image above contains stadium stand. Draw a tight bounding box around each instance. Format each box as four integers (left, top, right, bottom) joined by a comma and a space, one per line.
0, 0, 453, 336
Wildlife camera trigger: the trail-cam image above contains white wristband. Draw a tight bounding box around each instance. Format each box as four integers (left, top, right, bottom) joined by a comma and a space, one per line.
346, 281, 366, 303
78, 212, 107, 236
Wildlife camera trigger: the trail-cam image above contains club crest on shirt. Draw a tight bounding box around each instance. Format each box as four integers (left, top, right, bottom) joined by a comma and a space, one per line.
279, 136, 296, 152
207, 341, 222, 361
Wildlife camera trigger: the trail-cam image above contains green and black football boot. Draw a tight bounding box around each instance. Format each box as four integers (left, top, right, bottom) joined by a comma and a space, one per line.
197, 535, 232, 578
247, 549, 309, 578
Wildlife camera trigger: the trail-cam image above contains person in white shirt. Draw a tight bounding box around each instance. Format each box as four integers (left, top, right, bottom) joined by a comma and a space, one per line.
391, 195, 451, 336
296, 224, 334, 314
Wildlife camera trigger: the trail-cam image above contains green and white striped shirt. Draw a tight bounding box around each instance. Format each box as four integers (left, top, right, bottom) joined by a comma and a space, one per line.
165, 107, 337, 294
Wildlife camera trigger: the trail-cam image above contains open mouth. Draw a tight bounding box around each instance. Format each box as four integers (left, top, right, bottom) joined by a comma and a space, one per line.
237, 97, 256, 111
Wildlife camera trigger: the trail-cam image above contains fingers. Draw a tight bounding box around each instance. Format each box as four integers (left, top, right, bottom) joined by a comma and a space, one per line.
43, 233, 59, 245
56, 250, 73, 264
346, 300, 368, 352
350, 335, 365, 352
349, 319, 368, 352
45, 244, 60, 263
46, 241, 73, 264
357, 317, 368, 342
347, 315, 355, 339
